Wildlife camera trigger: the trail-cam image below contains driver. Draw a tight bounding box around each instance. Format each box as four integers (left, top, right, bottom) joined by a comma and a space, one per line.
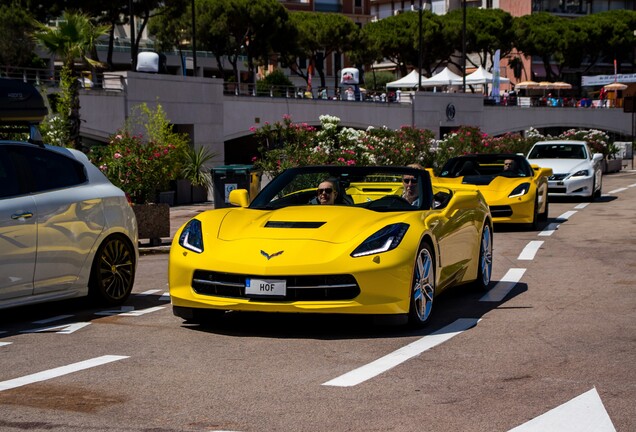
503, 159, 517, 172
402, 163, 424, 206
316, 179, 338, 205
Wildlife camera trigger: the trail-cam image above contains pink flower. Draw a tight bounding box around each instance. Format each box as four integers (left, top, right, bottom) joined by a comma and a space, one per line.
114, 152, 122, 159
249, 126, 257, 132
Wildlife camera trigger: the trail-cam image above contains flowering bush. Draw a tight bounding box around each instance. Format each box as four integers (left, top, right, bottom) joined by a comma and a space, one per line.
252, 115, 435, 177
250, 115, 620, 176
91, 132, 183, 203
528, 128, 613, 158
89, 103, 189, 204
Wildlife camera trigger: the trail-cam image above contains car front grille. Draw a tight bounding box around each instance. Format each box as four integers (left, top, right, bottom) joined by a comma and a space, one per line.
549, 174, 567, 181
489, 205, 513, 217
548, 187, 567, 194
191, 270, 361, 301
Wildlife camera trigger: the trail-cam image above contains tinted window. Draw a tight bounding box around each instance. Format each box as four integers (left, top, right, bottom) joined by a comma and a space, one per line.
0, 146, 20, 198
13, 145, 87, 193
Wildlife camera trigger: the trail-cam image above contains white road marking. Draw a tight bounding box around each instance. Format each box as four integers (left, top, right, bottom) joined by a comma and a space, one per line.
539, 210, 577, 237
138, 289, 161, 296
33, 315, 74, 324
574, 203, 589, 210
118, 306, 165, 316
0, 355, 128, 392
159, 292, 171, 302
21, 322, 91, 335
518, 241, 544, 261
508, 388, 616, 432
557, 210, 577, 220
480, 268, 526, 302
538, 223, 559, 236
322, 318, 479, 387
607, 187, 627, 194
629, 183, 636, 188
0, 342, 12, 347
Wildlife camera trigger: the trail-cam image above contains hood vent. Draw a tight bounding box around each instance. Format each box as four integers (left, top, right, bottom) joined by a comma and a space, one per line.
462, 175, 493, 186
265, 221, 326, 229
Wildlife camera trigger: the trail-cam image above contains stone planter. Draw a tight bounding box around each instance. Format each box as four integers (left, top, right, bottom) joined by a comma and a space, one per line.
157, 190, 176, 206
603, 158, 622, 173
132, 203, 170, 246
192, 185, 209, 203
175, 179, 192, 205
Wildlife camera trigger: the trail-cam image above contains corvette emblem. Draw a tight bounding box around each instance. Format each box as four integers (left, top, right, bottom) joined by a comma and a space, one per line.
261, 250, 284, 260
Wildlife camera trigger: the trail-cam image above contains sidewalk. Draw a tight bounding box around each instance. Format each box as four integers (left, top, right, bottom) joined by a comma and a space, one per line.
138, 202, 214, 255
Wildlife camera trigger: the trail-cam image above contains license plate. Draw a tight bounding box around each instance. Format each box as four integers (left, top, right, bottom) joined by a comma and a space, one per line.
245, 278, 286, 297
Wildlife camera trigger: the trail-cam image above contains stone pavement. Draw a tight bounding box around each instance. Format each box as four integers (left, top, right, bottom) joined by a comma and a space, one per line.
138, 202, 214, 254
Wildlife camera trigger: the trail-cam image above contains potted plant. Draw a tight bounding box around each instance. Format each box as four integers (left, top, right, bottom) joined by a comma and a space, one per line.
89, 103, 189, 243
181, 145, 217, 203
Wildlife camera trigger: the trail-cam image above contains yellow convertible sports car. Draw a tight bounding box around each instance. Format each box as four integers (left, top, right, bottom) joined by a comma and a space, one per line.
431, 154, 552, 229
169, 166, 493, 327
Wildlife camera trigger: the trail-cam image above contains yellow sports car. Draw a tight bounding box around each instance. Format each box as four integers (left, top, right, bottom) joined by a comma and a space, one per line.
431, 154, 552, 229
169, 166, 492, 327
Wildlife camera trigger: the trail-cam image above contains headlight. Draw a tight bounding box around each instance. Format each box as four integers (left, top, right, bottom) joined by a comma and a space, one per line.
509, 182, 530, 198
179, 219, 204, 253
570, 169, 590, 177
351, 223, 409, 257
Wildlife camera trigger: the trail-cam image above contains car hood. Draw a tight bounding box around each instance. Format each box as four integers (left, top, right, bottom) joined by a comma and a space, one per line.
527, 158, 589, 174
214, 206, 400, 244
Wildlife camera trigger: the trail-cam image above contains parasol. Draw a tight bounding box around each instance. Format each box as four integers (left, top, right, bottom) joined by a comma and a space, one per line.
603, 82, 628, 91
514, 80, 539, 90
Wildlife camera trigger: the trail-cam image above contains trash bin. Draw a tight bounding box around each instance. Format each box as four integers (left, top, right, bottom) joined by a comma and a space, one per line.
212, 164, 262, 208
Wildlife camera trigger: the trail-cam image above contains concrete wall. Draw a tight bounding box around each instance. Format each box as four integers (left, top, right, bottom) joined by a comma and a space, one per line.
79, 75, 634, 165
80, 72, 225, 163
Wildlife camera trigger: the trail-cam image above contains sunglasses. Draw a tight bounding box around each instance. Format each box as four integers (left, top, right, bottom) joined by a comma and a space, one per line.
402, 178, 418, 184
317, 188, 333, 195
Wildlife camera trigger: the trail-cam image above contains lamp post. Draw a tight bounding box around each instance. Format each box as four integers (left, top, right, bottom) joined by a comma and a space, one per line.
129, 0, 136, 70
461, 0, 466, 92
418, 0, 422, 91
191, 0, 197, 76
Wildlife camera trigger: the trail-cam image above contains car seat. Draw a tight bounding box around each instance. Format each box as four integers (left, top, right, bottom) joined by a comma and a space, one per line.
456, 160, 480, 176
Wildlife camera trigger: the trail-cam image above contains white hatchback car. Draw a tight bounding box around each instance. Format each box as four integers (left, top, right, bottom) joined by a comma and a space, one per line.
0, 140, 138, 310
527, 140, 603, 201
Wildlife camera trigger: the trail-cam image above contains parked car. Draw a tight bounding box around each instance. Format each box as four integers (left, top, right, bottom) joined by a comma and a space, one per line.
527, 140, 603, 201
0, 140, 138, 310
430, 153, 552, 230
169, 165, 493, 328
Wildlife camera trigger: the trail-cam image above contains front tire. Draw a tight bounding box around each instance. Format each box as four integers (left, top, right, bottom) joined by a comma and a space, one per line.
88, 234, 136, 306
408, 242, 435, 328
473, 224, 493, 291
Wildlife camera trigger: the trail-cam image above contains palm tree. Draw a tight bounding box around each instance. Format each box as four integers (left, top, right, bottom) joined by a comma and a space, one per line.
34, 12, 108, 150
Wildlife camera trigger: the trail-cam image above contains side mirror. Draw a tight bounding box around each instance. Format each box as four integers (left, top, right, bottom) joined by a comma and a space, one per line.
592, 153, 604, 162
229, 189, 250, 207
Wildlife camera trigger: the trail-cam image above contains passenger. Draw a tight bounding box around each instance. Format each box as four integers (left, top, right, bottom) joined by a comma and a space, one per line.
402, 163, 424, 206
316, 179, 338, 205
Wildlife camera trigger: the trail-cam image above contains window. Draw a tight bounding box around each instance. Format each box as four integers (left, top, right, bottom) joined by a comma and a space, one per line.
0, 147, 20, 198
13, 146, 87, 193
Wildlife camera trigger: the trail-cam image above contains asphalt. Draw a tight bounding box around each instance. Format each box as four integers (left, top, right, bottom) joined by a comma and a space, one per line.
138, 202, 214, 255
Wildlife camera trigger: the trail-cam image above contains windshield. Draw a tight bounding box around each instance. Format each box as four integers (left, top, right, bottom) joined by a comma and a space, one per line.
439, 154, 532, 178
528, 144, 587, 160
250, 166, 432, 212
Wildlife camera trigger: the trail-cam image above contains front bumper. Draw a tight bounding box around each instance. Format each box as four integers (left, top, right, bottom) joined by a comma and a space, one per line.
547, 175, 594, 197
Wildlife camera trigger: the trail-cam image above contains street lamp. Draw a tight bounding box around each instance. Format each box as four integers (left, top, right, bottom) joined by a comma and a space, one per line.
418, 0, 422, 91
461, 0, 466, 92
191, 0, 197, 76
129, 0, 136, 70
